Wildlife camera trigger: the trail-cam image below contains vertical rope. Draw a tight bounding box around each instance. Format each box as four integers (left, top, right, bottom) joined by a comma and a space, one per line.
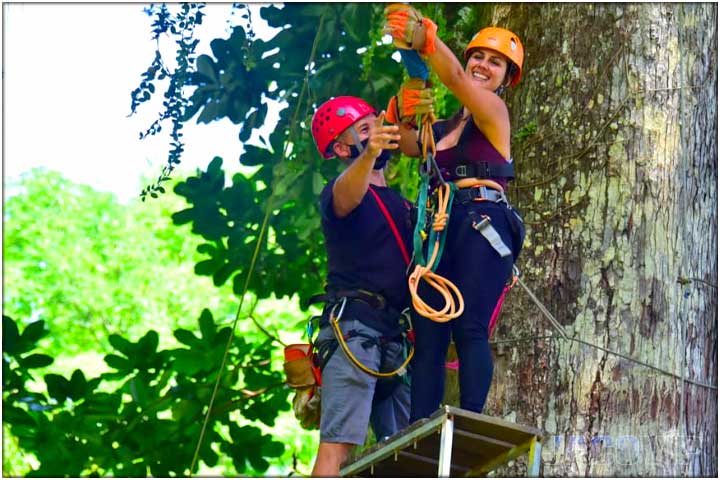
188, 13, 327, 475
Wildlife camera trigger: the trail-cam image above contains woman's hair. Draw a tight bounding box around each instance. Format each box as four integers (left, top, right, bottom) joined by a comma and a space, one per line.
504, 63, 519, 87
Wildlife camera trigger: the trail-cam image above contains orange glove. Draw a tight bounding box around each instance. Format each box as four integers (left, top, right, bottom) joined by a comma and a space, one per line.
386, 78, 434, 127
293, 386, 321, 430
384, 3, 437, 56
386, 95, 402, 124
399, 78, 434, 116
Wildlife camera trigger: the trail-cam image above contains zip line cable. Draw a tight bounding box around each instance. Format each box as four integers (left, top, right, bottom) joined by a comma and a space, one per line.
512, 275, 716, 391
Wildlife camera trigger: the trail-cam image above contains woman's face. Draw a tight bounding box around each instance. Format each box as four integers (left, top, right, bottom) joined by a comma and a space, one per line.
465, 47, 509, 91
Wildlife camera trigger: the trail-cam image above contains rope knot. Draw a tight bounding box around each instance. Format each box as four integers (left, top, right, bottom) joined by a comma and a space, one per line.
432, 211, 448, 231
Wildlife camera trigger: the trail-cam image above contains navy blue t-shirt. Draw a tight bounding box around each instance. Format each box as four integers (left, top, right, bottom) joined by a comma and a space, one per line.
320, 178, 413, 317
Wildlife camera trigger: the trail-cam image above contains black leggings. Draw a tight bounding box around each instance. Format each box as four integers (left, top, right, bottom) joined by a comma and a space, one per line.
410, 200, 523, 421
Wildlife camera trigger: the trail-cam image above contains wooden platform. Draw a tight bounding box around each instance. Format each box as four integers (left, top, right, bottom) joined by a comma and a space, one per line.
340, 405, 543, 477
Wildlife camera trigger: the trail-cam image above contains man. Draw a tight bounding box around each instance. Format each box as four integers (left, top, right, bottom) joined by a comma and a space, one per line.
309, 96, 413, 476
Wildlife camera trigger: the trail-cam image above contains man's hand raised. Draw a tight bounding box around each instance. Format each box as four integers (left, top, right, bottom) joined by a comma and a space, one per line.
364, 112, 400, 160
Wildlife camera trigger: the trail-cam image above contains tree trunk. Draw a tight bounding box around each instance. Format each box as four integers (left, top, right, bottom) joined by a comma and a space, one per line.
445, 3, 717, 476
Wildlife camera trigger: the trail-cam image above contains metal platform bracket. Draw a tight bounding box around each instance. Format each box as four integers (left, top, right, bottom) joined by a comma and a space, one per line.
340, 405, 544, 477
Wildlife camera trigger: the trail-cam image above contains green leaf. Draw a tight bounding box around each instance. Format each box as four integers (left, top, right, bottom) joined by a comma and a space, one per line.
248, 456, 270, 472
171, 399, 203, 421
312, 172, 324, 195
200, 443, 220, 467
198, 309, 216, 342
69, 369, 87, 400
196, 243, 217, 255
127, 376, 150, 404
104, 354, 131, 371
174, 329, 200, 347
81, 392, 121, 414
45, 373, 71, 401
262, 440, 285, 457
171, 207, 196, 226
18, 353, 54, 369
194, 258, 220, 276
206, 156, 224, 178
240, 145, 273, 166
2, 315, 21, 355
198, 100, 222, 124
108, 334, 133, 356
196, 54, 218, 83
20, 320, 48, 344
137, 330, 160, 356
3, 405, 37, 427
212, 261, 235, 287
173, 350, 204, 375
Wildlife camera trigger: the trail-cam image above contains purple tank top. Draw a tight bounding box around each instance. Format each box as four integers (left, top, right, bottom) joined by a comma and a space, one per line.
433, 118, 512, 190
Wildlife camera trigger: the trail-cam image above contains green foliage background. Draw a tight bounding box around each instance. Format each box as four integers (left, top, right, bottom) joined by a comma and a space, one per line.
3, 3, 496, 476
3, 168, 319, 476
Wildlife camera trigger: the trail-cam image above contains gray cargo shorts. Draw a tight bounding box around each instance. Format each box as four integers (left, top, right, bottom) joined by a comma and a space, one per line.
316, 318, 411, 445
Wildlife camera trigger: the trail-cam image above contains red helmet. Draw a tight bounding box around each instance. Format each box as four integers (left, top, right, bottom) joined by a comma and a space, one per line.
311, 96, 376, 159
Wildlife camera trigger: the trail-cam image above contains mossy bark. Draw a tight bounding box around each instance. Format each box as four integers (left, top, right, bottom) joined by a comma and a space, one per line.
442, 3, 717, 476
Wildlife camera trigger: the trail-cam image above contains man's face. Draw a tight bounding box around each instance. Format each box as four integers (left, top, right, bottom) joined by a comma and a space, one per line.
332, 113, 376, 159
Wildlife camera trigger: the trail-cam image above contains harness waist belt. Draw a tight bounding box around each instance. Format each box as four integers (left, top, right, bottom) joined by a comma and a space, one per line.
451, 161, 515, 180
307, 289, 386, 310
454, 186, 508, 204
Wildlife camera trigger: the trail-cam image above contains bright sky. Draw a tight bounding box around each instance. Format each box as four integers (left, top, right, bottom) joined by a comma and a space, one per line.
3, 3, 280, 202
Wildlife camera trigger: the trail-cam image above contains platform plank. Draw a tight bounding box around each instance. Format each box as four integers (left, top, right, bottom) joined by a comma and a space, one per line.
340, 405, 544, 478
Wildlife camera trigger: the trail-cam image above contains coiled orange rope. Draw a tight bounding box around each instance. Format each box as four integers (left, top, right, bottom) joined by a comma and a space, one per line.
408, 113, 465, 323
408, 182, 465, 322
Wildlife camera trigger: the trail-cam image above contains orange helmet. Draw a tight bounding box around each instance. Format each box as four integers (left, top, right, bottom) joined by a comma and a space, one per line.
464, 27, 524, 87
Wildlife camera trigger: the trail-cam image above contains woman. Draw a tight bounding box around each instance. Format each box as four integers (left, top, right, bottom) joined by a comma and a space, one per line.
385, 6, 526, 422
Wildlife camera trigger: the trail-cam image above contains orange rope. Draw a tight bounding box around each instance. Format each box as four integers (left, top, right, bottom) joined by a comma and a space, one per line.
408, 182, 464, 323
420, 113, 436, 161
453, 178, 504, 192
409, 112, 507, 323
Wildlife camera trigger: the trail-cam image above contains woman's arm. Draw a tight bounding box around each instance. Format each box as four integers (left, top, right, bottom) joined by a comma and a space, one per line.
425, 39, 511, 159
398, 124, 421, 157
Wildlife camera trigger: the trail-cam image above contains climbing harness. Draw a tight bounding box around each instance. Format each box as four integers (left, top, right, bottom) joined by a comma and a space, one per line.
397, 43, 522, 325
327, 297, 415, 378
457, 179, 515, 259
407, 80, 523, 325
293, 181, 417, 385
285, 286, 416, 428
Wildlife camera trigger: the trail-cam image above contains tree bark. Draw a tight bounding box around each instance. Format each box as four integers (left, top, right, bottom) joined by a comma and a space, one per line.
444, 3, 717, 476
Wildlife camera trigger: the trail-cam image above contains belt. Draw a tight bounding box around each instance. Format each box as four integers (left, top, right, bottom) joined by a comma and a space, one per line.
450, 162, 515, 180
453, 186, 508, 205
306, 289, 387, 311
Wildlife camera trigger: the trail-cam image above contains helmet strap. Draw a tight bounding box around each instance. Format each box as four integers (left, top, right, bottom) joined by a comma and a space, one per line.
348, 127, 366, 158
